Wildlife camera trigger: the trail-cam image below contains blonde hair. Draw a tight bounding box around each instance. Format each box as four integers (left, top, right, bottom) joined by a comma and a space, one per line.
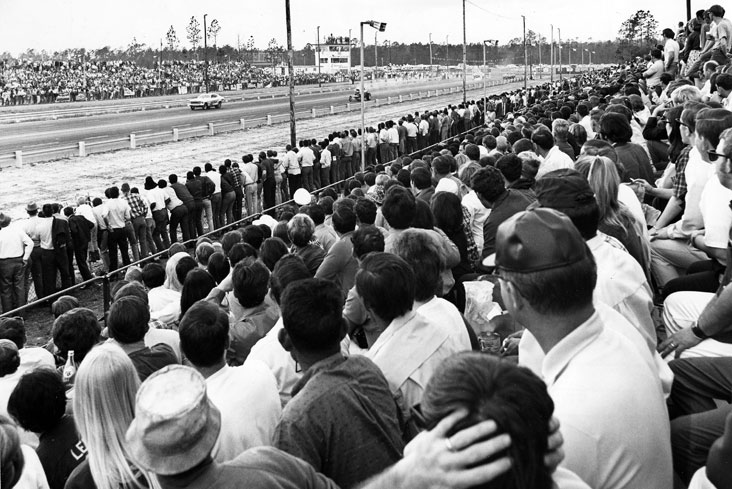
577, 155, 628, 233
73, 344, 155, 489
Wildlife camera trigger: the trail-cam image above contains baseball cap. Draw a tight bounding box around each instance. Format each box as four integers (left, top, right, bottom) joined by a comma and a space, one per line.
533, 169, 595, 210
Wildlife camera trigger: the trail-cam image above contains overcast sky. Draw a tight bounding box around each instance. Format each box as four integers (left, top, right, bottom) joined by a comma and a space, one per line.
0, 0, 703, 56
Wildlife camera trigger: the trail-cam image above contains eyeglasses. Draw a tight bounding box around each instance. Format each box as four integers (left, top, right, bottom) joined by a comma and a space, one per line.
708, 150, 728, 161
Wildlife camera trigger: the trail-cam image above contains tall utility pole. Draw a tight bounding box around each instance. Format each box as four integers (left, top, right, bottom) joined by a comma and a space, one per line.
316, 26, 322, 88
348, 28, 352, 77
429, 33, 433, 69
550, 24, 554, 83
482, 40, 489, 111
374, 32, 378, 79
558, 28, 563, 81
446, 35, 449, 68
462, 0, 467, 103
285, 0, 296, 146
360, 20, 386, 172
522, 15, 527, 89
538, 38, 542, 78
203, 14, 209, 92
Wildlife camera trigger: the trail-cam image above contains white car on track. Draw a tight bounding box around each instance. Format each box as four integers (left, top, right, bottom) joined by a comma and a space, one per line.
188, 93, 225, 110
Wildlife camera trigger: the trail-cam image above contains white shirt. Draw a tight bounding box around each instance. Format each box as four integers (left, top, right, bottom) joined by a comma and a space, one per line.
537, 146, 574, 179
320, 147, 332, 168
519, 309, 673, 489
669, 147, 715, 238
461, 190, 490, 251
145, 187, 169, 214
164, 187, 183, 211
405, 122, 418, 138
418, 119, 429, 136
206, 170, 222, 193
298, 146, 315, 167
207, 361, 282, 462
388, 127, 399, 144
364, 310, 466, 409
14, 445, 50, 489
416, 297, 472, 351
75, 203, 96, 225
664, 39, 680, 68
246, 318, 302, 407
618, 184, 647, 229
0, 224, 33, 260
284, 150, 300, 175
579, 115, 595, 139
105, 198, 131, 229
699, 173, 732, 250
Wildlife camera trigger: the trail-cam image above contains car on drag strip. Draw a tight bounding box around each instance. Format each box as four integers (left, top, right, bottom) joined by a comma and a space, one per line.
188, 93, 225, 110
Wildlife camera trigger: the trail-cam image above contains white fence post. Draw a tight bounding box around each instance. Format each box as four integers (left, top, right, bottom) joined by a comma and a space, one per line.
267, 115, 272, 125
387, 96, 392, 104
130, 133, 136, 149
240, 118, 246, 130
409, 93, 413, 100
347, 103, 351, 111
173, 128, 179, 141
14, 150, 22, 168
208, 123, 215, 136
78, 142, 86, 157
312, 108, 317, 118
330, 106, 335, 114
399, 95, 403, 103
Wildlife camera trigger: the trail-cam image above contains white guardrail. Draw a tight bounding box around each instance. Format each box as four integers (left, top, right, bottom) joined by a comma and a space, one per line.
0, 78, 525, 169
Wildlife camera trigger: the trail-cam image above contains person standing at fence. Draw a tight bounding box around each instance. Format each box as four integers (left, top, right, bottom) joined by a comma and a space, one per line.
105, 186, 132, 273
160, 180, 190, 245
20, 203, 44, 301
340, 132, 355, 182
192, 166, 215, 234
121, 183, 146, 261
261, 152, 277, 215
67, 206, 95, 283
284, 145, 301, 199
91, 198, 110, 273
225, 160, 245, 222
298, 140, 316, 192
169, 174, 196, 242
0, 213, 33, 314
205, 163, 223, 231
242, 155, 259, 216
145, 178, 171, 253
219, 166, 236, 227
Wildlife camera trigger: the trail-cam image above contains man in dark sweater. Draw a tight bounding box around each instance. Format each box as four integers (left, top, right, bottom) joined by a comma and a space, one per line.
170, 174, 197, 240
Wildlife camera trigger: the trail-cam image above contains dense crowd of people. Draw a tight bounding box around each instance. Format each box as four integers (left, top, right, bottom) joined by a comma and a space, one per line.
0, 60, 340, 105
2, 5, 732, 488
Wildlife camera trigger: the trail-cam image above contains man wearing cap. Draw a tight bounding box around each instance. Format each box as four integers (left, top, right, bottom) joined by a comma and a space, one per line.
275, 278, 403, 489
0, 213, 33, 313
126, 364, 339, 489
492, 208, 672, 489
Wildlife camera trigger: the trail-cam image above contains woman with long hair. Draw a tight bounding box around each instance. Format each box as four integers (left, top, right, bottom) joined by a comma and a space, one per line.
576, 155, 650, 274
66, 344, 157, 489
179, 268, 216, 320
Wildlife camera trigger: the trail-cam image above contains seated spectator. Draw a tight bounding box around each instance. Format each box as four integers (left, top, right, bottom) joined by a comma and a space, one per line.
179, 268, 216, 319
274, 278, 404, 488
0, 414, 49, 488
315, 199, 358, 294
51, 308, 102, 388
66, 343, 156, 489
0, 316, 55, 375
195, 242, 216, 268
206, 252, 230, 284
106, 296, 178, 381
7, 368, 87, 489
258, 238, 289, 271
307, 204, 338, 254
421, 353, 590, 489
531, 126, 573, 179
496, 208, 672, 489
51, 296, 79, 318
358, 252, 466, 412
287, 214, 325, 276
178, 301, 281, 463
599, 112, 655, 182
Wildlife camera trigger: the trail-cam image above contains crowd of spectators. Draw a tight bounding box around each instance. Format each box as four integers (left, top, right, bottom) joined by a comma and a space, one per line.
0, 60, 340, 105
3, 5, 732, 488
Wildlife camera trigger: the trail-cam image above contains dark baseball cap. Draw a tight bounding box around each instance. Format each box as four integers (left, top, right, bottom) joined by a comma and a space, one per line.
484, 207, 590, 273
533, 169, 596, 210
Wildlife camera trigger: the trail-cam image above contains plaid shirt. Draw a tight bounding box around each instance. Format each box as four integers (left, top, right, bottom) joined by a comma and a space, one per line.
124, 193, 148, 220
672, 145, 691, 201
462, 205, 480, 269
231, 167, 243, 188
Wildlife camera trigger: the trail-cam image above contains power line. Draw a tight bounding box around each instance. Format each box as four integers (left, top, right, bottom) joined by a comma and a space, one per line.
464, 0, 518, 21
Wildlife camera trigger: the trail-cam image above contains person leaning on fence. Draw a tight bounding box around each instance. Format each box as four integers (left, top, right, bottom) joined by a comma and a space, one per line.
0, 212, 33, 314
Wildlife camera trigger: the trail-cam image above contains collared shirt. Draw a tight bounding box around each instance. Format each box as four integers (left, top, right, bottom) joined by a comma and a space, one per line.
668, 146, 714, 239
19, 216, 42, 247
673, 145, 691, 200
164, 187, 184, 211
341, 137, 355, 157
462, 190, 490, 252
146, 187, 169, 213
298, 147, 315, 167
207, 360, 281, 463
416, 297, 471, 350
242, 163, 259, 185
387, 127, 399, 145
123, 192, 148, 220
405, 122, 418, 138
519, 308, 673, 489
537, 146, 574, 179
284, 150, 300, 175
313, 223, 338, 254
0, 224, 33, 260
320, 148, 332, 168
481, 189, 535, 257
274, 354, 403, 489
227, 302, 279, 366
230, 167, 243, 188
365, 310, 465, 409
315, 232, 358, 294
418, 119, 429, 136
246, 319, 301, 407
75, 204, 95, 225
91, 205, 108, 232
105, 198, 131, 229
35, 217, 55, 250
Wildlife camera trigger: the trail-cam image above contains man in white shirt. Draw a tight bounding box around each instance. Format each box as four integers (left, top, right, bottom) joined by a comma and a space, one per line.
643, 49, 665, 90
358, 253, 466, 411
531, 127, 573, 179
297, 141, 315, 191
283, 145, 301, 199
178, 300, 281, 462
104, 186, 132, 272
404, 116, 418, 154
0, 214, 33, 312
663, 28, 681, 77
493, 208, 672, 489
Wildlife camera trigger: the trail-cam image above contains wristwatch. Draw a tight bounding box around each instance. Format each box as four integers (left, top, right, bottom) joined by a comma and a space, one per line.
691, 321, 709, 340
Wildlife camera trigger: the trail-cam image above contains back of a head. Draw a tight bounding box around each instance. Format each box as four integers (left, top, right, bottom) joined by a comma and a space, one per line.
0, 340, 19, 377
531, 127, 554, 151
206, 252, 231, 284
430, 191, 462, 236
696, 108, 732, 148
179, 301, 229, 368
107, 296, 150, 344
391, 229, 442, 302
8, 368, 66, 434
355, 252, 414, 324
281, 278, 345, 355
180, 269, 216, 319
52, 308, 101, 364
534, 168, 601, 241
0, 318, 25, 349
496, 154, 523, 183
232, 260, 270, 308
352, 225, 385, 259
512, 138, 535, 154
599, 112, 632, 144
551, 119, 570, 140
228, 243, 258, 267
421, 353, 554, 489
240, 225, 266, 250
287, 214, 316, 247
471, 166, 507, 203
0, 415, 23, 489
141, 263, 166, 289
355, 197, 378, 225
195, 242, 216, 267
382, 186, 416, 230
580, 139, 619, 163
332, 199, 357, 235
72, 343, 141, 488
221, 231, 243, 257
270, 254, 311, 304
259, 237, 289, 271
175, 256, 197, 287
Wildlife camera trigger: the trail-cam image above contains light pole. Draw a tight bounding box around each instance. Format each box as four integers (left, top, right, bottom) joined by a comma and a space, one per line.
522, 15, 527, 89
374, 32, 378, 79
550, 24, 554, 83
316, 26, 321, 87
462, 0, 467, 103
446, 35, 449, 69
429, 33, 433, 70
582, 48, 587, 66
360, 20, 386, 173
203, 14, 209, 92
482, 40, 493, 113
348, 28, 352, 77
558, 28, 562, 80
590, 50, 595, 66
285, 0, 296, 147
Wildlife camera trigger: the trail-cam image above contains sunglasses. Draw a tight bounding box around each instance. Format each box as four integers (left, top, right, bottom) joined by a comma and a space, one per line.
708, 150, 728, 161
